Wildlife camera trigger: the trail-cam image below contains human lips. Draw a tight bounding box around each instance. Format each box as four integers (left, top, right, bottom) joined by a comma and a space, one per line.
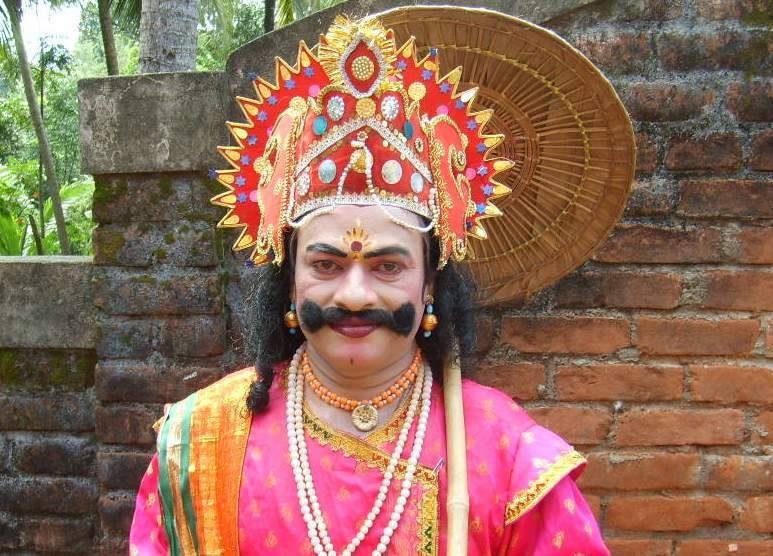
329, 316, 379, 338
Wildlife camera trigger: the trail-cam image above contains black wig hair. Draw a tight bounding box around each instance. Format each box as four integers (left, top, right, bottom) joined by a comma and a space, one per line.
245, 234, 477, 413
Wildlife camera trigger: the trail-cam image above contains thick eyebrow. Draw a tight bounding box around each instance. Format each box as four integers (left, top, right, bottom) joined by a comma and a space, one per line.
364, 245, 413, 259
305, 243, 347, 257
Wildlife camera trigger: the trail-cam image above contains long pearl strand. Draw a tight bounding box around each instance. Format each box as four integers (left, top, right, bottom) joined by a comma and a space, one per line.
286, 345, 433, 556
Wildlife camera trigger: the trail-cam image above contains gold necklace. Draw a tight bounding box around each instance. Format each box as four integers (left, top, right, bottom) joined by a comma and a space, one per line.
301, 350, 421, 432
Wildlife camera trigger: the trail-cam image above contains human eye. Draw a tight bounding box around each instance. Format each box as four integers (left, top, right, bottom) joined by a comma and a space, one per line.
311, 259, 342, 275
373, 261, 404, 276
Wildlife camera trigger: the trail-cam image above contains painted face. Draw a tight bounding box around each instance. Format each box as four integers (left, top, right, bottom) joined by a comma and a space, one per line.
293, 205, 427, 375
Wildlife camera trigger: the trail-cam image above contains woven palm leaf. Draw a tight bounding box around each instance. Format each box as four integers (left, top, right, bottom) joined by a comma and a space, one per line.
371, 7, 636, 306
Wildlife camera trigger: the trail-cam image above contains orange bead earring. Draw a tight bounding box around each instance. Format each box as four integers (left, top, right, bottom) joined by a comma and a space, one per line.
421, 295, 438, 338
284, 302, 299, 334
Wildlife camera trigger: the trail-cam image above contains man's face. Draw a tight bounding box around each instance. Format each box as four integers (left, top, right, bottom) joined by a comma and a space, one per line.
293, 204, 427, 375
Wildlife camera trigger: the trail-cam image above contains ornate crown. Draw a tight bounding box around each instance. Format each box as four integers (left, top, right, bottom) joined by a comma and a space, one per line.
211, 15, 513, 268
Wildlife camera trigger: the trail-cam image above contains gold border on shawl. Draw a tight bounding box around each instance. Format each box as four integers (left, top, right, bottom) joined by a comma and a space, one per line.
504, 450, 586, 525
166, 409, 197, 554
304, 408, 439, 556
190, 369, 255, 555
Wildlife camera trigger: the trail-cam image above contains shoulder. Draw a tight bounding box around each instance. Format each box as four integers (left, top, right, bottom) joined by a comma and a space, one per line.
460, 378, 536, 439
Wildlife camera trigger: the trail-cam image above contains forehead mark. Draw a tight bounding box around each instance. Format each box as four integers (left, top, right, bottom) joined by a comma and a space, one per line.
341, 219, 375, 261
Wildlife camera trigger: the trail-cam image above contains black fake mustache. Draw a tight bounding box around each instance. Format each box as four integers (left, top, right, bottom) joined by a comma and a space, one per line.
299, 299, 416, 337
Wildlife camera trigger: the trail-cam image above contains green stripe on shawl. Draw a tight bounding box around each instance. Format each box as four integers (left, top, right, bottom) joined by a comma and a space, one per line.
157, 403, 181, 555
178, 394, 198, 553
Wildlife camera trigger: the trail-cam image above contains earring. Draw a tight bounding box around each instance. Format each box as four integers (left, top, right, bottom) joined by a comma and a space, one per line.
421, 295, 438, 338
284, 302, 299, 335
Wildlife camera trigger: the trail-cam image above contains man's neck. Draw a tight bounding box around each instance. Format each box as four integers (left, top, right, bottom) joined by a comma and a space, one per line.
304, 344, 418, 402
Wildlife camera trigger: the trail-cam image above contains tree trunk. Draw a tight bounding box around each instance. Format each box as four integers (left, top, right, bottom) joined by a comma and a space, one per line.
5, 0, 70, 254
98, 0, 120, 75
139, 0, 199, 72
264, 0, 274, 33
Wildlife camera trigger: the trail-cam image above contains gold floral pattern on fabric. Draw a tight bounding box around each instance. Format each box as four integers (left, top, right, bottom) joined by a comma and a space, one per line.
504, 450, 586, 525
303, 408, 439, 555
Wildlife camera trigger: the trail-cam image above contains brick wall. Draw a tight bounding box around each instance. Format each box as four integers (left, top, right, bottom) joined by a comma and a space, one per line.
468, 1, 771, 554
72, 0, 773, 554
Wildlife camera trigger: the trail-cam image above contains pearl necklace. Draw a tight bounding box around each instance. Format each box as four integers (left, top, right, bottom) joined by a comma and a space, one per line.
286, 345, 433, 556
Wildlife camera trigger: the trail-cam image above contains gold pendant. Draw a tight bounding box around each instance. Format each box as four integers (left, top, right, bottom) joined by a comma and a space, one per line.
352, 404, 378, 432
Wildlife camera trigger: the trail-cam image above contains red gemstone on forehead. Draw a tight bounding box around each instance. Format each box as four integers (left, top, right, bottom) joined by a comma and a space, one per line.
350, 241, 363, 252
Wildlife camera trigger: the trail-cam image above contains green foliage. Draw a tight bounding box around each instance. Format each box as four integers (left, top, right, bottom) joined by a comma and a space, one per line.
197, 0, 265, 70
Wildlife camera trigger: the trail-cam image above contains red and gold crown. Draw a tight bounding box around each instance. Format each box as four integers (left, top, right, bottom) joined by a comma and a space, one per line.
211, 15, 513, 268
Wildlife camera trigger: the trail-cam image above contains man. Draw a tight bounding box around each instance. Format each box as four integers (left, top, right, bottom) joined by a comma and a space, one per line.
130, 8, 634, 554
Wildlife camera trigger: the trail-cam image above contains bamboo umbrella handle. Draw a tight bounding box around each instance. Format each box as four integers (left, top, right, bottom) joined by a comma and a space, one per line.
443, 352, 469, 555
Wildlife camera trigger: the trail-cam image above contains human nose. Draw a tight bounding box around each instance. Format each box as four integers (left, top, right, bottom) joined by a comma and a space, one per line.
332, 264, 377, 311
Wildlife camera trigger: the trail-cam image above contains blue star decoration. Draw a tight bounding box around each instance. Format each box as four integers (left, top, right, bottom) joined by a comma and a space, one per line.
235, 176, 247, 187
304, 67, 315, 77
247, 135, 258, 146
240, 154, 251, 165
258, 111, 269, 122
466, 118, 478, 131
455, 99, 465, 110
476, 203, 486, 214
477, 165, 489, 176
237, 192, 248, 203
267, 95, 278, 106
247, 71, 258, 81
397, 59, 408, 71
476, 142, 487, 154
207, 168, 218, 180
284, 79, 296, 90
439, 82, 451, 93
421, 69, 433, 81
483, 184, 494, 195
429, 47, 438, 57
244, 260, 255, 268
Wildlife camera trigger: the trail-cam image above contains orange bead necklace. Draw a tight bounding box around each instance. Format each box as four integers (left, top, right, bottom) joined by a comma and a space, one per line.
301, 349, 422, 432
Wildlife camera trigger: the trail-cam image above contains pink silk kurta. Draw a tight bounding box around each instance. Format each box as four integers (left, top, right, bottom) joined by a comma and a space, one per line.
131, 378, 609, 555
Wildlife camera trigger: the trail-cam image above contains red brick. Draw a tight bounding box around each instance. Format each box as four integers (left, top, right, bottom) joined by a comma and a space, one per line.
556, 364, 683, 401
702, 270, 773, 311
580, 452, 699, 490
740, 496, 773, 533
0, 477, 97, 515
97, 452, 153, 491
584, 493, 602, 521
635, 132, 658, 173
696, 0, 770, 20
502, 317, 630, 354
731, 226, 773, 264
665, 133, 742, 172
691, 365, 773, 404
750, 129, 773, 171
595, 225, 722, 263
158, 315, 226, 357
727, 81, 773, 122
0, 393, 95, 432
473, 315, 495, 355
468, 363, 544, 401
623, 83, 715, 121
615, 409, 744, 446
528, 407, 611, 445
99, 493, 135, 538
556, 272, 681, 310
752, 410, 773, 445
625, 179, 678, 216
19, 518, 94, 553
572, 31, 652, 74
607, 495, 733, 531
678, 179, 773, 218
658, 31, 770, 73
96, 362, 224, 403
705, 456, 773, 491
676, 539, 773, 555
14, 437, 95, 476
637, 318, 760, 355
95, 404, 159, 446
607, 538, 673, 556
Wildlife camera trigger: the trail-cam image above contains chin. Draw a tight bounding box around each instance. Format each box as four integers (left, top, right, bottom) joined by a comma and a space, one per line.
307, 327, 415, 372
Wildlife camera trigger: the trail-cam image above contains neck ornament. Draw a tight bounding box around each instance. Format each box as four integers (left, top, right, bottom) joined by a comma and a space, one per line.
286, 343, 433, 556
302, 350, 421, 432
